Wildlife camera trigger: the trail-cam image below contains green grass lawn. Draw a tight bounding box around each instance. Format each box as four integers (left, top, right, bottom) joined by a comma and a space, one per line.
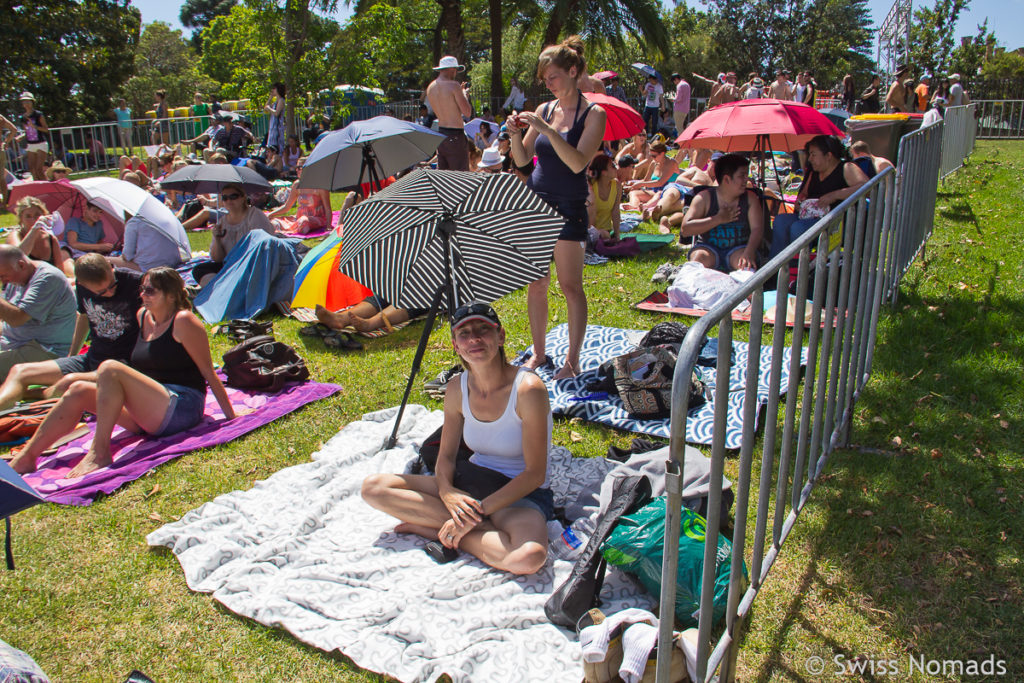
1, 142, 1022, 681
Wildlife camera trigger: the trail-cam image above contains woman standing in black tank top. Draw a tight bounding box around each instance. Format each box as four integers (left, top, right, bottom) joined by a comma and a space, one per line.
10, 268, 236, 478
508, 36, 606, 379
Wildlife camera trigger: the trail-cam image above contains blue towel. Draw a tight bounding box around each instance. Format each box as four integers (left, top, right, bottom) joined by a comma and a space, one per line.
193, 230, 303, 323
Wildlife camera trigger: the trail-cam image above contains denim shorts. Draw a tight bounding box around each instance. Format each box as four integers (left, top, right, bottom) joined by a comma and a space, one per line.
536, 193, 589, 242
690, 243, 750, 272
151, 384, 206, 437
507, 487, 556, 521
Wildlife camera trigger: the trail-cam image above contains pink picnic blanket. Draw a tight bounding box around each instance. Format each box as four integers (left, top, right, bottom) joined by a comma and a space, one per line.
21, 381, 341, 506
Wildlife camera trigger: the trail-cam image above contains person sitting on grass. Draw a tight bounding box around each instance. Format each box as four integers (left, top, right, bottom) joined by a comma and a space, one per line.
849, 140, 893, 180
189, 184, 276, 286
361, 302, 554, 574
587, 154, 621, 241
314, 295, 428, 335
267, 158, 332, 235
0, 245, 77, 382
0, 254, 142, 410
681, 153, 763, 273
9, 197, 73, 277
622, 142, 680, 210
64, 202, 115, 257
640, 148, 715, 225
9, 267, 235, 477
246, 145, 284, 181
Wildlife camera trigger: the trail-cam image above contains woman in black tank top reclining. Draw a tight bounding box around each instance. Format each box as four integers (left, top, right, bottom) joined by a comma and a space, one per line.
10, 268, 235, 477
362, 302, 555, 575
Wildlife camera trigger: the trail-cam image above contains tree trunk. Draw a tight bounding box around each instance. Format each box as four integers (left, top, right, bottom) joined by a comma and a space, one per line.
489, 0, 502, 107
435, 0, 465, 64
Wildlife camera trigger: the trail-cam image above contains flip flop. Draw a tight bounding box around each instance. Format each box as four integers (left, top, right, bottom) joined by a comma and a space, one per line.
299, 323, 332, 337
322, 331, 363, 351
424, 540, 459, 564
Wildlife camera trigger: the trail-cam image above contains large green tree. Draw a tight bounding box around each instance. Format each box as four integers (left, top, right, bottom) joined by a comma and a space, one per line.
909, 0, 970, 78
123, 22, 220, 118
703, 0, 873, 88
3, 0, 141, 124
179, 0, 239, 47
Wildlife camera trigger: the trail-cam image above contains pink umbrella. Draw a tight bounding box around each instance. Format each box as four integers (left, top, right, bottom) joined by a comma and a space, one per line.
582, 92, 645, 141
6, 180, 83, 222
676, 98, 843, 152
593, 70, 618, 81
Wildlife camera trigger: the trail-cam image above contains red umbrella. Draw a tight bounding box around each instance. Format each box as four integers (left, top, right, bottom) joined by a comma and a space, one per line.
676, 98, 843, 152
593, 70, 618, 81
6, 180, 84, 222
582, 92, 645, 141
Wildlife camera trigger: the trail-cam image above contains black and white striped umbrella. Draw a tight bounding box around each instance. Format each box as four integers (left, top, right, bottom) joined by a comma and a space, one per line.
337, 169, 565, 310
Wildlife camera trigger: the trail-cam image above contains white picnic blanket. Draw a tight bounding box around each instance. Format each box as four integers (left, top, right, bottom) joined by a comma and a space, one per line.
147, 404, 656, 682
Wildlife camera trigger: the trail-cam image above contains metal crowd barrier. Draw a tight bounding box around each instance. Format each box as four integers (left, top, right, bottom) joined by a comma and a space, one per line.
655, 166, 897, 682
883, 121, 943, 304
974, 100, 1024, 139
939, 104, 977, 179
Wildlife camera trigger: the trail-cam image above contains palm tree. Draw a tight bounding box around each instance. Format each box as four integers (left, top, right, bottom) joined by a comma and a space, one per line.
523, 0, 669, 56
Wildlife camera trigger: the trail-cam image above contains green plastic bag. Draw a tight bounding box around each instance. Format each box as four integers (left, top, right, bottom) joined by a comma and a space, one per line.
601, 496, 745, 627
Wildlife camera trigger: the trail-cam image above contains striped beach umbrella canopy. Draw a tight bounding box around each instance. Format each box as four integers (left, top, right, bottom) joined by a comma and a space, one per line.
336, 169, 564, 312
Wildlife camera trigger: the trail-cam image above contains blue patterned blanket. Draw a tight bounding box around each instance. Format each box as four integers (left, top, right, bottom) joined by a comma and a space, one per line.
514, 324, 806, 449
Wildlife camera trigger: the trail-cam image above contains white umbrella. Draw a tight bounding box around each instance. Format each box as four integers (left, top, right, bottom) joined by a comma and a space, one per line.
71, 177, 191, 260
463, 117, 497, 145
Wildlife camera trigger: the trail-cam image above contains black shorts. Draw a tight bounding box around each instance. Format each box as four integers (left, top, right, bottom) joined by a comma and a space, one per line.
452, 459, 556, 521
535, 193, 588, 242
55, 353, 102, 375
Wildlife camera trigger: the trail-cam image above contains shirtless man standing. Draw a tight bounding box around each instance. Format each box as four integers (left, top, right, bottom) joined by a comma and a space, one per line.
427, 55, 473, 171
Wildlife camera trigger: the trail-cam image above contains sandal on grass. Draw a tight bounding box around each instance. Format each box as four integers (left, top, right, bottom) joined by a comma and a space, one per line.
323, 331, 363, 351
299, 323, 332, 337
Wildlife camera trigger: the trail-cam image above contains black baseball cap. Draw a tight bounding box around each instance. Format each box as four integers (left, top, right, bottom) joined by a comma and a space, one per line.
451, 301, 501, 331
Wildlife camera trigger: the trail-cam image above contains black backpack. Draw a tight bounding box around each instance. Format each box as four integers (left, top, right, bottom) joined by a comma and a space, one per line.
222, 335, 310, 392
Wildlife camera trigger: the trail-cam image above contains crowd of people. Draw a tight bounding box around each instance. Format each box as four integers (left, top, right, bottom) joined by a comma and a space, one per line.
1, 39, 915, 576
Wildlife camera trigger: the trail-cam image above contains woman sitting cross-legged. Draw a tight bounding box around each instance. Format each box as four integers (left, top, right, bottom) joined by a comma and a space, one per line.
361, 302, 555, 575
9, 267, 235, 477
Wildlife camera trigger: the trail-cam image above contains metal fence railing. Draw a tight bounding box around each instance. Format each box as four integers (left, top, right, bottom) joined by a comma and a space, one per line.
974, 100, 1024, 139
883, 120, 943, 304
655, 167, 897, 682
939, 104, 977, 179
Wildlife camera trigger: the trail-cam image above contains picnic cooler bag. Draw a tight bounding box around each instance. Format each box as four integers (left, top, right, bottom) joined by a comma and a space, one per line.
222, 335, 309, 392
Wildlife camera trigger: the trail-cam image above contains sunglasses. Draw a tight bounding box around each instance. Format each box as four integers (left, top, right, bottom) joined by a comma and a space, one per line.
95, 281, 117, 296
220, 193, 242, 201
139, 285, 159, 296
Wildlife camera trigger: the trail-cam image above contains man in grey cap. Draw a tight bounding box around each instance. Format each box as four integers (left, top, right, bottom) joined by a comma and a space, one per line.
427, 55, 473, 170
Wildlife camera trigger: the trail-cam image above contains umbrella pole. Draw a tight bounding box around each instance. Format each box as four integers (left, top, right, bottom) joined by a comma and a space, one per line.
385, 284, 446, 450
384, 224, 457, 449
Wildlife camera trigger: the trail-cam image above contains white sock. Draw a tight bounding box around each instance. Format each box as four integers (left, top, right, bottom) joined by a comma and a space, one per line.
619, 622, 659, 683
579, 608, 657, 663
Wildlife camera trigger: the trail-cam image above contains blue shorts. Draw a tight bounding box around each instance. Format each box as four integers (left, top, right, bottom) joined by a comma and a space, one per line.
690, 243, 751, 272
152, 384, 206, 437
508, 487, 556, 521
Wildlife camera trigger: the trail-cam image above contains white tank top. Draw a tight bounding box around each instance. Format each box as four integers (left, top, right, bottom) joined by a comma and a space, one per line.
461, 367, 551, 486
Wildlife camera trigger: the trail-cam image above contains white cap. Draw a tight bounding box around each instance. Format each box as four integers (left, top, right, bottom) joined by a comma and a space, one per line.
433, 56, 465, 72
949, 73, 961, 81
477, 146, 504, 168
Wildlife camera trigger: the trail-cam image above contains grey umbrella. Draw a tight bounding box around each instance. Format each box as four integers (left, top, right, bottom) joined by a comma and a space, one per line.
159, 163, 271, 196
299, 116, 445, 193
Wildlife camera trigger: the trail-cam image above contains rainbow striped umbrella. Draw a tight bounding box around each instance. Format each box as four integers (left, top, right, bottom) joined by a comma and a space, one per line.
290, 230, 372, 311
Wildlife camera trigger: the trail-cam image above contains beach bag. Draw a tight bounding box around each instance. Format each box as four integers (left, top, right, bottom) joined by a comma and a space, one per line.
545, 475, 652, 628
602, 497, 745, 627
590, 346, 707, 420
222, 335, 309, 392
0, 399, 60, 444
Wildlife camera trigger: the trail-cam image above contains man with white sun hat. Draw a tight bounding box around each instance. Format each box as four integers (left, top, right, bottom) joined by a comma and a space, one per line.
427, 55, 473, 171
